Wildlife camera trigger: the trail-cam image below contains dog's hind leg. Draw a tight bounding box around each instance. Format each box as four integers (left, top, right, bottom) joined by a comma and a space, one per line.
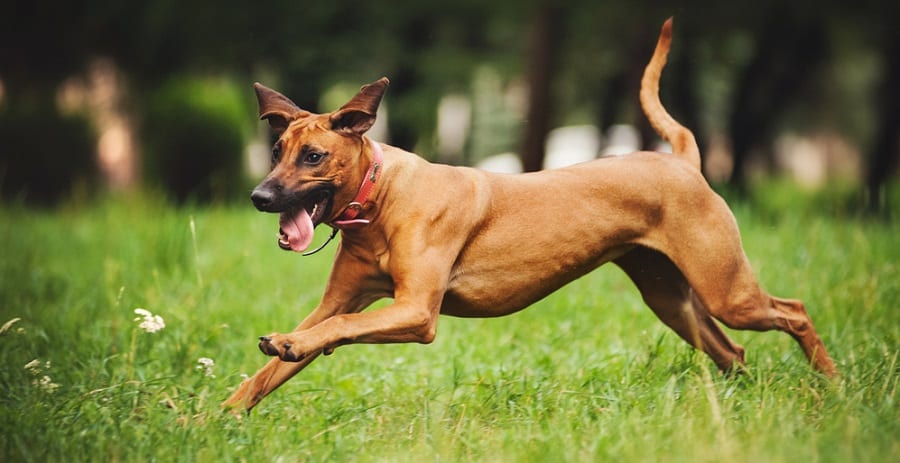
659, 207, 838, 377
698, 279, 837, 377
614, 246, 746, 372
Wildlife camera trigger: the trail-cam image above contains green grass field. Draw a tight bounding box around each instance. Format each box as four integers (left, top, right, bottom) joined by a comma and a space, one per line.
1, 187, 897, 462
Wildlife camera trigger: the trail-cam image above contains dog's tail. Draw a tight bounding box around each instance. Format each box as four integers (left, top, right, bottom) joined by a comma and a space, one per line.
640, 17, 702, 171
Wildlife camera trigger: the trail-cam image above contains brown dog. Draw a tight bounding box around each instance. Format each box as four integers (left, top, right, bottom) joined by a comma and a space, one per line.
223, 18, 836, 413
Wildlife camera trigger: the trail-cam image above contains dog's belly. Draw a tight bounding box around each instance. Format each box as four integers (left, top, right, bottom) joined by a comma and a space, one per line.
439, 244, 633, 318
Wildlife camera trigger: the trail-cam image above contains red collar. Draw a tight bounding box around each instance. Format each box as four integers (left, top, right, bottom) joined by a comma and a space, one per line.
331, 138, 383, 228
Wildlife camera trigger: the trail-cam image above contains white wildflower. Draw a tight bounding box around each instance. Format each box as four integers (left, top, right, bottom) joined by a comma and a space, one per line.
24, 359, 42, 375
196, 357, 215, 378
134, 308, 165, 333
24, 359, 59, 393
36, 375, 60, 393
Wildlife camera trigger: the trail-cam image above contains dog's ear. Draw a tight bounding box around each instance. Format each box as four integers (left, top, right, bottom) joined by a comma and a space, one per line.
329, 77, 390, 135
254, 83, 308, 136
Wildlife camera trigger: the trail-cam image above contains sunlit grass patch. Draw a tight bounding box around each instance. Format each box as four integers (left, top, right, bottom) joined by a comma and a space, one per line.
0, 187, 897, 462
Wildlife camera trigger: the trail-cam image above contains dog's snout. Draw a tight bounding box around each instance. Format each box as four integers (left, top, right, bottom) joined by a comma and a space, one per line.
250, 184, 280, 211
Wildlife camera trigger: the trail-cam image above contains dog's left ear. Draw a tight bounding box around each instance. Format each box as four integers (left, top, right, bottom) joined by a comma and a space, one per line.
330, 77, 390, 134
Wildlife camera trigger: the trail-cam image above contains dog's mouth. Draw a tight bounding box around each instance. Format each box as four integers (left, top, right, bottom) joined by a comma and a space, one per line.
277, 189, 333, 252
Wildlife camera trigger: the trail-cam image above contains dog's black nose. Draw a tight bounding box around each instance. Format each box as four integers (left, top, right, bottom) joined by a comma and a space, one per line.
250, 185, 278, 211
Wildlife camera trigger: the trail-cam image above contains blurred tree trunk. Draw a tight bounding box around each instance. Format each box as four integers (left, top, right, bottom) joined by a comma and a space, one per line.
669, 24, 704, 159
593, 25, 659, 153
521, 3, 563, 172
386, 13, 437, 153
629, 28, 656, 152
866, 30, 900, 215
728, 11, 827, 191
388, 66, 420, 152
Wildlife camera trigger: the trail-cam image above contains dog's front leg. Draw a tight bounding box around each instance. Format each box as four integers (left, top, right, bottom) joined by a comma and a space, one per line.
227, 290, 437, 412
257, 249, 451, 363
222, 253, 383, 413
257, 299, 440, 362
221, 351, 320, 413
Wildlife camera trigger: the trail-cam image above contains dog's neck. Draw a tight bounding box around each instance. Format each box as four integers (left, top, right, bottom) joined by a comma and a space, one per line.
331, 138, 383, 228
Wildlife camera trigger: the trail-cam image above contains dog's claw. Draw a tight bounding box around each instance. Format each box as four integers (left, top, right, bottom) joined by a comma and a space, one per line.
259, 335, 272, 342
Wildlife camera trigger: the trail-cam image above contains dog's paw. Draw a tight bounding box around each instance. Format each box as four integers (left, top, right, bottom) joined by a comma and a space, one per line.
258, 334, 308, 362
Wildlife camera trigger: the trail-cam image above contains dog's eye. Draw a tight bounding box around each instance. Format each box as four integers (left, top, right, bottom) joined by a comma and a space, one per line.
304, 151, 326, 165
271, 143, 282, 164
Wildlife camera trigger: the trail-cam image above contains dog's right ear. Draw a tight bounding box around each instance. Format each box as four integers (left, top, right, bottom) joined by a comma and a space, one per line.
254, 83, 308, 136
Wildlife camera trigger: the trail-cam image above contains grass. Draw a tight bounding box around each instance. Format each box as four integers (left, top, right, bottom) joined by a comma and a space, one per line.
0, 185, 897, 462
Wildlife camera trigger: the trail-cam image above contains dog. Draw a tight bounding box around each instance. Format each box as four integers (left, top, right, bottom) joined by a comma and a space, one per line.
223, 18, 837, 413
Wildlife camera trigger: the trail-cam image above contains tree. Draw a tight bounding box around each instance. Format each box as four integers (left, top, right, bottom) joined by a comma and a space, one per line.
521, 2, 564, 172
865, 15, 900, 215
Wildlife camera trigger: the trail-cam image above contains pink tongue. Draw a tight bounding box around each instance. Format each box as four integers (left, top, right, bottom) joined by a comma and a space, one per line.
279, 208, 315, 252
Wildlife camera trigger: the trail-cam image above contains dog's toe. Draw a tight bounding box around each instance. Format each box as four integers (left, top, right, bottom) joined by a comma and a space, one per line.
258, 336, 279, 356
280, 346, 304, 362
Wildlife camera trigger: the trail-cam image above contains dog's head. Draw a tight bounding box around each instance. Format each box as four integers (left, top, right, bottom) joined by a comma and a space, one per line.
250, 78, 389, 252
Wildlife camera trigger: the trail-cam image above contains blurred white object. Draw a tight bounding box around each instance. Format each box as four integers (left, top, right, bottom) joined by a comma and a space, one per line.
602, 124, 640, 156
476, 153, 523, 174
543, 125, 601, 169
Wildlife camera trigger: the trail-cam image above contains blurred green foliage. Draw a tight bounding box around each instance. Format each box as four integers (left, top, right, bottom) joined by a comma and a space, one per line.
0, 101, 96, 205
140, 77, 253, 203
0, 0, 896, 208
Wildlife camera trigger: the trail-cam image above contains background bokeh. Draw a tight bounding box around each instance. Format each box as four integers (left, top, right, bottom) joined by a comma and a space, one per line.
0, 0, 896, 212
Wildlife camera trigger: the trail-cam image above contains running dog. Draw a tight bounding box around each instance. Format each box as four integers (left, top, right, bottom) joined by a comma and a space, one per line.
223, 18, 836, 413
